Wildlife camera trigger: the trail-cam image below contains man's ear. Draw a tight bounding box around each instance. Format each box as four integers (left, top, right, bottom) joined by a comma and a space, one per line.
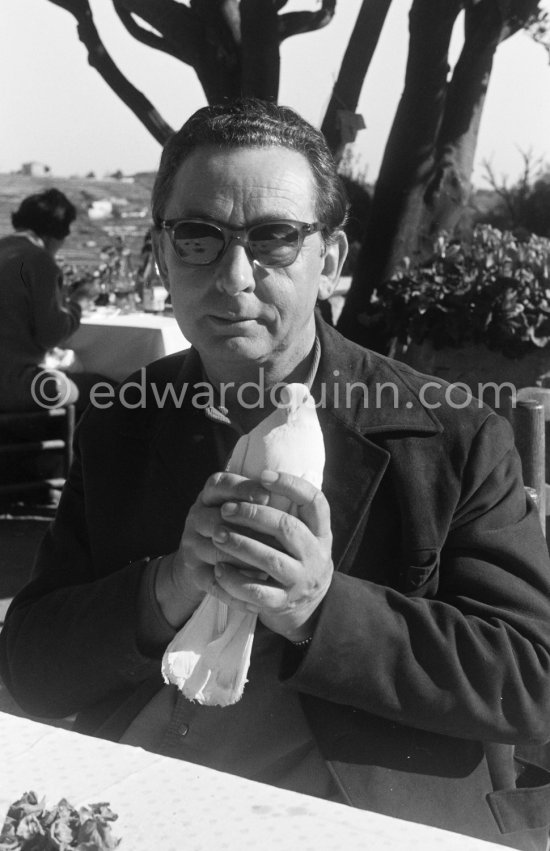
151, 228, 171, 291
318, 230, 348, 301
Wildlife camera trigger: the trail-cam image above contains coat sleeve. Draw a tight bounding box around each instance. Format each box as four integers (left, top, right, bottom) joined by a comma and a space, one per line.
286, 413, 550, 746
21, 249, 81, 348
0, 436, 162, 719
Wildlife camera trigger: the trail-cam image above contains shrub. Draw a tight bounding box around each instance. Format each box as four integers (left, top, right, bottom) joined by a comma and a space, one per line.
365, 225, 550, 358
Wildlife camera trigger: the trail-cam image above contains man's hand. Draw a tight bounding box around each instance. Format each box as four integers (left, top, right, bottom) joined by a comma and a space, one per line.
209, 470, 334, 642
154, 472, 272, 628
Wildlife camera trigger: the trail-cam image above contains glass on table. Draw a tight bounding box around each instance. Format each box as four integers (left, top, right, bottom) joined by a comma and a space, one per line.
113, 287, 138, 314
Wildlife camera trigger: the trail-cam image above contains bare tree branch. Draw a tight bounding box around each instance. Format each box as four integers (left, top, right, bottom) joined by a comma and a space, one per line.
112, 1, 184, 62
482, 148, 543, 225
279, 0, 337, 41
113, 0, 205, 66
46, 0, 173, 144
113, 0, 244, 101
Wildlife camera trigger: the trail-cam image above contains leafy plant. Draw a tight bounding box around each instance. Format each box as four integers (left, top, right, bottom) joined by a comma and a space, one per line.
0, 791, 120, 851
364, 225, 550, 358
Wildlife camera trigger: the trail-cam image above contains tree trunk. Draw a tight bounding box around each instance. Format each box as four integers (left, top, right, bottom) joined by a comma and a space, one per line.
240, 0, 280, 100
321, 0, 392, 158
189, 0, 243, 102
337, 0, 463, 348
420, 0, 540, 235
336, 0, 543, 350
421, 2, 504, 236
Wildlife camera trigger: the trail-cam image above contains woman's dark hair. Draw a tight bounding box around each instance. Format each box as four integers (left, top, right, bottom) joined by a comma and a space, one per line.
11, 188, 76, 240
152, 98, 348, 238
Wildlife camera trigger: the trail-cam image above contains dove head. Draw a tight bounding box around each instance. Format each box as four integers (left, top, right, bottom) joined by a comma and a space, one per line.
279, 383, 314, 414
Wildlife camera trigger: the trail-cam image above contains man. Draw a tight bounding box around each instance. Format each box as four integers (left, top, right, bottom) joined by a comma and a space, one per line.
2, 100, 550, 850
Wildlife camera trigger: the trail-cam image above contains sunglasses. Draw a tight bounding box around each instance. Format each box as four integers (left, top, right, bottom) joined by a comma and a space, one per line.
157, 218, 324, 268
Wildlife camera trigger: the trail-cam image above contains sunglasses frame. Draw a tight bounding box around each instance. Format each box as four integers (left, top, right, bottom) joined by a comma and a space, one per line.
157, 218, 324, 268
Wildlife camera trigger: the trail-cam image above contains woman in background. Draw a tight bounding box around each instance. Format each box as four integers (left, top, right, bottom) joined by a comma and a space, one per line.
0, 188, 103, 413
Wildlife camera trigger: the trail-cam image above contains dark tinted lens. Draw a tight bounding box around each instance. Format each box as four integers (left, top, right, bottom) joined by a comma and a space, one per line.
172, 221, 224, 265
248, 222, 301, 266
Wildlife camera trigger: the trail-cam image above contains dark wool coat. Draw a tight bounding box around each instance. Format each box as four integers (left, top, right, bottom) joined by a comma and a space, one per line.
3, 320, 550, 850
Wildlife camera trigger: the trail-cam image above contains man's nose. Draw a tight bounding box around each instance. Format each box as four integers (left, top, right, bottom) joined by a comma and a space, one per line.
213, 239, 256, 295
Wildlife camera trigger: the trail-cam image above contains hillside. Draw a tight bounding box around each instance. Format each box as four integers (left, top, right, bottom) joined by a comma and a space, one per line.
0, 173, 155, 271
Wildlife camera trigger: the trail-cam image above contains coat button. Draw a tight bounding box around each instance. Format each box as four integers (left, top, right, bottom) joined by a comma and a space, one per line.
178, 722, 189, 737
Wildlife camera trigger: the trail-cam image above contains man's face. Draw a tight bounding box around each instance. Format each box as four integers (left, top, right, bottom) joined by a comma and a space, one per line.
154, 146, 345, 382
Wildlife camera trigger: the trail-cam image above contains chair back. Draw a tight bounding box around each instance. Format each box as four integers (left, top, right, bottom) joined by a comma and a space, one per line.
503, 389, 550, 535
0, 405, 75, 502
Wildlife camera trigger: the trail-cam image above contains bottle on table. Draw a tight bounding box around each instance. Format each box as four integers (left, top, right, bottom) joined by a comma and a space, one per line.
141, 254, 168, 313
113, 248, 137, 312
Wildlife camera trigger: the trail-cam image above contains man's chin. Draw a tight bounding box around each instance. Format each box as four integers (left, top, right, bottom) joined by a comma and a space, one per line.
202, 334, 268, 364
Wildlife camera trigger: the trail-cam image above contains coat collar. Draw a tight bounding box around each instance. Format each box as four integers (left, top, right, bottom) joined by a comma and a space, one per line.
139, 317, 443, 442
313, 317, 443, 438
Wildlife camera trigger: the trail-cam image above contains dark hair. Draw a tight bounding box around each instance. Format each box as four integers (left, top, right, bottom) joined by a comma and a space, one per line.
152, 98, 348, 238
11, 188, 76, 240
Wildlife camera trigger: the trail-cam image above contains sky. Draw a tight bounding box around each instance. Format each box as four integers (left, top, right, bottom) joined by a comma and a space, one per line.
2, 0, 550, 188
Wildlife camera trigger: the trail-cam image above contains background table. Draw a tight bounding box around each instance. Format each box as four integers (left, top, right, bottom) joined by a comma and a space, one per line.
0, 712, 507, 851
67, 311, 190, 382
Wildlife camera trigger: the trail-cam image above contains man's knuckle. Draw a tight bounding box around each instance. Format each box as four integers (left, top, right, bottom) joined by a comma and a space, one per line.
249, 583, 266, 605
311, 490, 325, 509
279, 512, 298, 536
265, 550, 284, 575
244, 502, 259, 520
231, 533, 247, 553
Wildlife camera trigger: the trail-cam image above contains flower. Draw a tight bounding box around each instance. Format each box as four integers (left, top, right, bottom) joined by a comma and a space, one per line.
365, 225, 550, 358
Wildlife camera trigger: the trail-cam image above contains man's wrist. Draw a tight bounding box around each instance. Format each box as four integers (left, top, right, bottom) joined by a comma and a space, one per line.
136, 556, 177, 654
286, 611, 319, 647
154, 552, 203, 629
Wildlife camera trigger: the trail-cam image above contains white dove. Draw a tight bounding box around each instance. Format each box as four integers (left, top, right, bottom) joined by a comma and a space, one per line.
161, 383, 325, 706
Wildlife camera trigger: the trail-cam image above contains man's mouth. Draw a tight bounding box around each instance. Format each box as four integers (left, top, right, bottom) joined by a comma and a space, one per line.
210, 314, 257, 324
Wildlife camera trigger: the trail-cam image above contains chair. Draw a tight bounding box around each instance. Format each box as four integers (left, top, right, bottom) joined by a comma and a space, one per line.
501, 391, 550, 535
0, 405, 75, 502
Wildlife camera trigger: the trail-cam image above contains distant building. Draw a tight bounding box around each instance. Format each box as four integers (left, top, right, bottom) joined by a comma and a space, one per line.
20, 162, 51, 177
108, 170, 134, 183
88, 199, 113, 220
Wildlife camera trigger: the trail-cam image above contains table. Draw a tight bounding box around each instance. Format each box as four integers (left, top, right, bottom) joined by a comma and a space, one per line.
0, 712, 506, 850
67, 311, 190, 382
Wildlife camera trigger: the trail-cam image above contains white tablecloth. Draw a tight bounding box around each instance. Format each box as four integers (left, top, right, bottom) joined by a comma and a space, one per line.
0, 712, 506, 850
67, 311, 190, 382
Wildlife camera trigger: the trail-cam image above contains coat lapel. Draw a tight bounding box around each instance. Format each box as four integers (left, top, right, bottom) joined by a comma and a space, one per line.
319, 408, 390, 571
113, 350, 222, 556
314, 319, 442, 572
149, 351, 224, 510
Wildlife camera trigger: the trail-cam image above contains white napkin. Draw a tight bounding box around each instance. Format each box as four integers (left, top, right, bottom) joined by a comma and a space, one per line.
161, 383, 325, 706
